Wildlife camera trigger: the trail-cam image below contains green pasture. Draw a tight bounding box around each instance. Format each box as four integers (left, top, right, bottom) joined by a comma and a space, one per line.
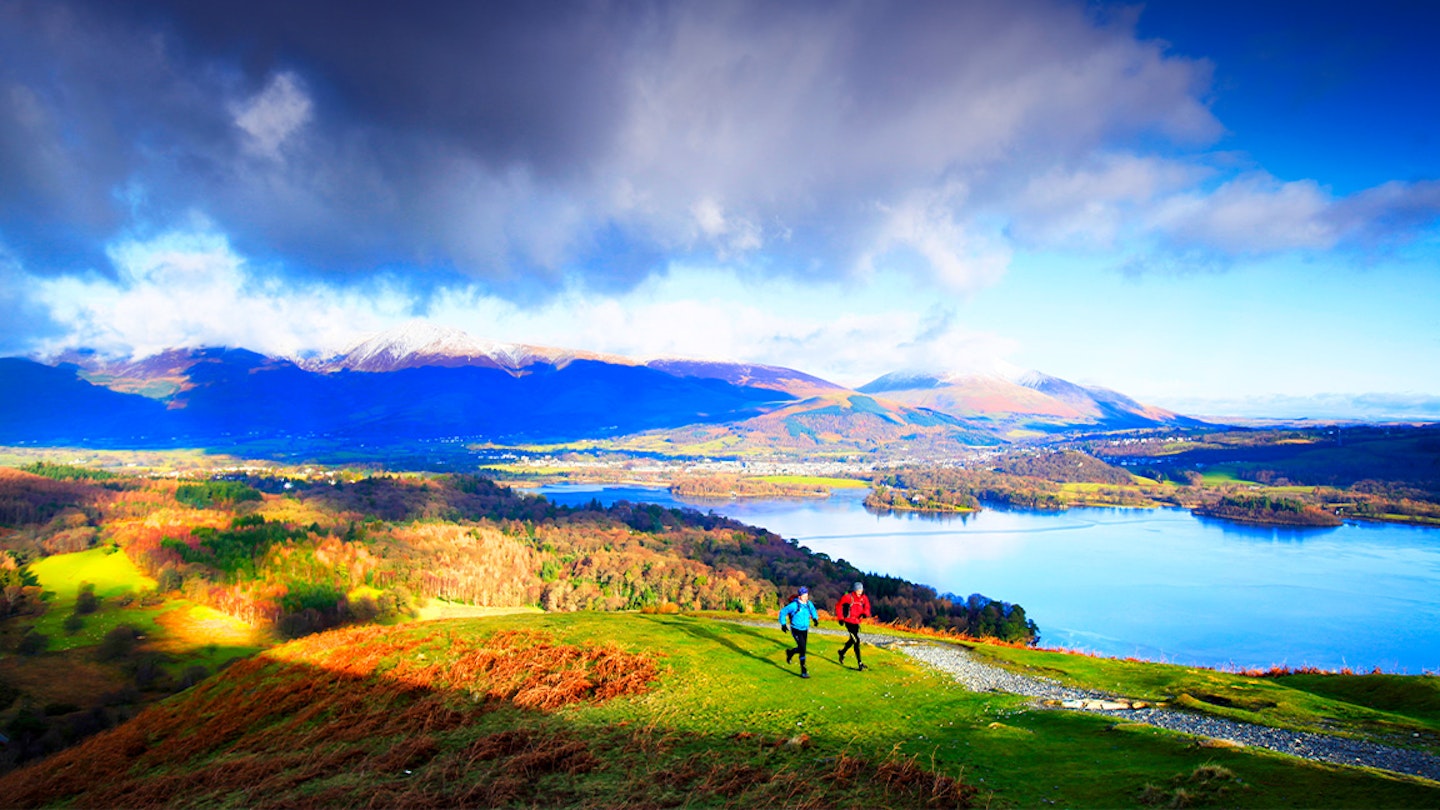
1198, 466, 1263, 486
26, 547, 164, 650
28, 546, 155, 601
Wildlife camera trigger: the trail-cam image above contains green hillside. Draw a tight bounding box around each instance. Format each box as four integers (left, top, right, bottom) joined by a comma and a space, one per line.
3, 613, 1436, 808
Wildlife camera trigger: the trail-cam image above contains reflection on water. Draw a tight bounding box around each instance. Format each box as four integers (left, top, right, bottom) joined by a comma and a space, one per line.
532, 483, 1440, 673
862, 506, 976, 525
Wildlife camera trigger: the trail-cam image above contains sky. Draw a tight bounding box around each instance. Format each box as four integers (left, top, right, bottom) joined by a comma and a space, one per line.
2, 0, 1438, 419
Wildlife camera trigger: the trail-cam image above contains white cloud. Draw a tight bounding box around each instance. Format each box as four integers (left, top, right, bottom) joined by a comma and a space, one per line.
1148, 174, 1339, 253
427, 264, 1018, 387
858, 184, 1012, 293
232, 72, 312, 159
1004, 154, 1207, 248
26, 233, 1015, 388
1142, 173, 1440, 255
31, 231, 404, 359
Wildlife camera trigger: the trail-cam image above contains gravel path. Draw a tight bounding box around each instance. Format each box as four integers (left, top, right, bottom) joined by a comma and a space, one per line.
728, 620, 1440, 783
889, 638, 1440, 783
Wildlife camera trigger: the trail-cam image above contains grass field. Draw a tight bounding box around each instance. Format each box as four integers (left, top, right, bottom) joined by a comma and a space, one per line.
3, 612, 1437, 808
1198, 466, 1264, 486
27, 547, 161, 650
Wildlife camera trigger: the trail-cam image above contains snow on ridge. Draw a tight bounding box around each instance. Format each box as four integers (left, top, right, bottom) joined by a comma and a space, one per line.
937, 358, 1030, 384
330, 321, 641, 371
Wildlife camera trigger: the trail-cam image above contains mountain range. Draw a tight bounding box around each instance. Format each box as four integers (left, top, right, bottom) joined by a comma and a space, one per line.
1, 321, 1201, 454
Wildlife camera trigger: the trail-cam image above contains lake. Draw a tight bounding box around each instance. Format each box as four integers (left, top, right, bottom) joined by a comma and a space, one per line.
533, 484, 1440, 674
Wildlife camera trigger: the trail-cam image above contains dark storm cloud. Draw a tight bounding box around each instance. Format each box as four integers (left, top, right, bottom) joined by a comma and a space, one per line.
6, 0, 1432, 304
0, 0, 1229, 294
103, 0, 638, 177
1, 0, 650, 286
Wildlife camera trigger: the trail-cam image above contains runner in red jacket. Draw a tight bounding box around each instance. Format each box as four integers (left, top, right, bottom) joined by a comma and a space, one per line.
836, 581, 872, 670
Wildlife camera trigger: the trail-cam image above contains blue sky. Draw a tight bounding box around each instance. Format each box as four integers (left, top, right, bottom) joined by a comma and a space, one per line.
1, 0, 1438, 419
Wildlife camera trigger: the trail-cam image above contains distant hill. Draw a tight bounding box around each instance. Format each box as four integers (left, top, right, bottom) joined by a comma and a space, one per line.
643, 358, 845, 398
603, 390, 1002, 457
0, 359, 172, 444
860, 368, 1203, 434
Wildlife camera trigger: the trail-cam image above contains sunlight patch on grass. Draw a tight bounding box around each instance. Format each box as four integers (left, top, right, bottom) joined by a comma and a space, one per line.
153, 603, 260, 651
30, 546, 156, 600
1199, 467, 1261, 486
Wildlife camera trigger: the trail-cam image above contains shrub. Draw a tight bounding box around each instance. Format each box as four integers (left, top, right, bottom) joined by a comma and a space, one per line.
74, 582, 99, 615
179, 665, 209, 690
129, 655, 165, 689
62, 613, 84, 634
156, 567, 183, 593
96, 625, 140, 661
17, 631, 48, 655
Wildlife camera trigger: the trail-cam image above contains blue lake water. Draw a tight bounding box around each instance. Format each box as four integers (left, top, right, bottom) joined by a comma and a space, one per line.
534, 484, 1440, 674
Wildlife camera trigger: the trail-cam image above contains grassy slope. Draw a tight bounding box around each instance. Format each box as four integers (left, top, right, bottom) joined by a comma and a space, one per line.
3, 613, 1437, 808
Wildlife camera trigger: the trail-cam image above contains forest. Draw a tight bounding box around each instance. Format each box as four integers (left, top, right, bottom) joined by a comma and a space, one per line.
0, 465, 1038, 644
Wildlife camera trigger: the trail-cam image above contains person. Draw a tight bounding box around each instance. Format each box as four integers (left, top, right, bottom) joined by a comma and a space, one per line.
836, 581, 872, 670
778, 586, 820, 678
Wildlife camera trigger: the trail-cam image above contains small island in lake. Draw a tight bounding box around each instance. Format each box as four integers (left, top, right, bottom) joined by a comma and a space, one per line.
864, 483, 979, 514
1192, 494, 1343, 527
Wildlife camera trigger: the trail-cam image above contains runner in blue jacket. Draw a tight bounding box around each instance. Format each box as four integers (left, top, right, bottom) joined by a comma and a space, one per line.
778, 587, 820, 678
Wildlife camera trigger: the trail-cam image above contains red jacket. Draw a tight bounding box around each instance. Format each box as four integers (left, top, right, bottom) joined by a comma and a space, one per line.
836, 592, 872, 625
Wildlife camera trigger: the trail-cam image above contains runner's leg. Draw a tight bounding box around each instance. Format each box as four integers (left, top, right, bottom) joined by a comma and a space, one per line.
848, 623, 863, 666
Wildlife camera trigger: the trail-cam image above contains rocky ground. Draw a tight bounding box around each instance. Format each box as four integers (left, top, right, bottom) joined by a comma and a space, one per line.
734, 619, 1440, 783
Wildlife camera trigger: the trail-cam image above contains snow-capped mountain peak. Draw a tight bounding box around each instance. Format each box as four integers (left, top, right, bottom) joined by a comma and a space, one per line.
319, 320, 638, 373
321, 321, 532, 372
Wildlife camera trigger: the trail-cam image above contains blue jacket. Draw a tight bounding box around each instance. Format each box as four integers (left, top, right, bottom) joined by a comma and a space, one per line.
779, 598, 819, 632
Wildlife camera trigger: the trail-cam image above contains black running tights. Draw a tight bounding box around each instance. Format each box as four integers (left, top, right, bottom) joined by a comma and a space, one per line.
840, 622, 862, 662
789, 628, 809, 665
